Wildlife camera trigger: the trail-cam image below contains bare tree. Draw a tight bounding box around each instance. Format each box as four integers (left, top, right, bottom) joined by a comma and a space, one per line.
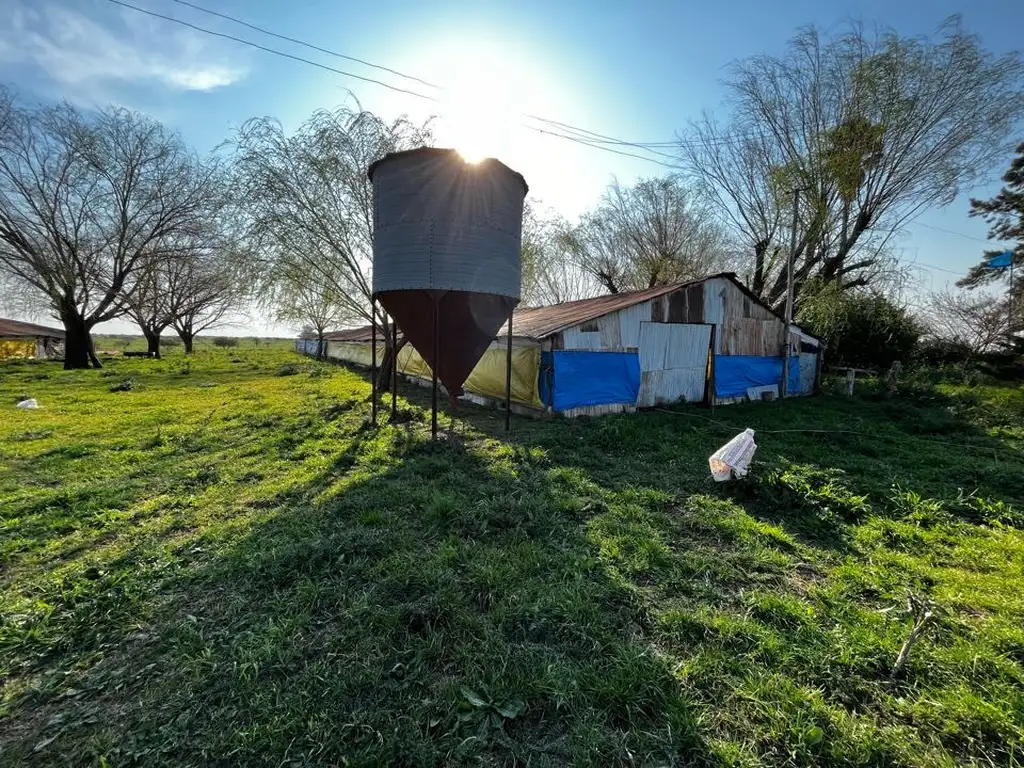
0, 87, 222, 368
561, 176, 732, 294
680, 18, 1024, 307
166, 250, 241, 354
123, 263, 174, 358
228, 106, 431, 385
520, 199, 600, 306
273, 269, 350, 360
926, 289, 1016, 356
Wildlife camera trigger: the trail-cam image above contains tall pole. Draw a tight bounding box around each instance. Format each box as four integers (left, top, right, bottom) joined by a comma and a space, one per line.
431, 299, 439, 440
505, 308, 514, 432
391, 318, 398, 418
1010, 256, 1015, 345
781, 188, 799, 398
370, 297, 378, 426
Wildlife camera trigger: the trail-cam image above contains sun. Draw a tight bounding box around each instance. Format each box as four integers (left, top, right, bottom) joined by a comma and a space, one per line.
430, 42, 530, 164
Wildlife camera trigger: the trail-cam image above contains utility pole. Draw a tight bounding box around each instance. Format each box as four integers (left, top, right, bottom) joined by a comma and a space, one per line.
781, 188, 799, 398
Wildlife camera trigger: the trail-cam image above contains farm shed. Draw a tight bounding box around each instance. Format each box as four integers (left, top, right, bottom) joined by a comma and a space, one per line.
0, 318, 65, 361
318, 273, 821, 417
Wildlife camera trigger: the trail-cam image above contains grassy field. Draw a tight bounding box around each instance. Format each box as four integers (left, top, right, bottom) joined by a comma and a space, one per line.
1, 347, 1022, 766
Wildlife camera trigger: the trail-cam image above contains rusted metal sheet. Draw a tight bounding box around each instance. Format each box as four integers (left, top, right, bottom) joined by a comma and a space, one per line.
637, 322, 712, 406
719, 318, 785, 356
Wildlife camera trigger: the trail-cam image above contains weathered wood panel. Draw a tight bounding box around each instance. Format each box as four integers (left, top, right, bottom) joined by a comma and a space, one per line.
719, 319, 785, 356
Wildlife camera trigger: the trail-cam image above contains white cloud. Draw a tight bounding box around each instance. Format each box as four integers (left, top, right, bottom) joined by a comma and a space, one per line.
0, 1, 247, 93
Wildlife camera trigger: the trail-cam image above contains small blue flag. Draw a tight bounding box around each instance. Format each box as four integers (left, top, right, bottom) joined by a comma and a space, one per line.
986, 251, 1014, 269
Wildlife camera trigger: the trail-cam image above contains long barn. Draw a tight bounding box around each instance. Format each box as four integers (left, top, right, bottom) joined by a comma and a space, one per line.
320, 273, 821, 417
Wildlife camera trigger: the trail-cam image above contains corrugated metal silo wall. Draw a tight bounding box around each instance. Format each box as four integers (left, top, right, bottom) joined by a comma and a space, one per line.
371, 152, 524, 299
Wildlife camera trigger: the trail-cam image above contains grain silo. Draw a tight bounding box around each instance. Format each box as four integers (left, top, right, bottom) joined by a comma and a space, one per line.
368, 148, 528, 436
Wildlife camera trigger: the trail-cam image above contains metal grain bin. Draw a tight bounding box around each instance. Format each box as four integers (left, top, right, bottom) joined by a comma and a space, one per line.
369, 148, 527, 397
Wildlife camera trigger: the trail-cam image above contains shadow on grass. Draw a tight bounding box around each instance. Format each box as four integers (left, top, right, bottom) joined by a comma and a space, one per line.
1, 429, 716, 765
3, 362, 1022, 765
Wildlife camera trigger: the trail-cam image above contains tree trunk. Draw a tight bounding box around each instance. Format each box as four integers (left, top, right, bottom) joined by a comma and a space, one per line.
178, 329, 194, 355
144, 331, 161, 359
375, 336, 407, 392
753, 240, 768, 298
87, 333, 102, 368
316, 334, 325, 361
61, 309, 99, 370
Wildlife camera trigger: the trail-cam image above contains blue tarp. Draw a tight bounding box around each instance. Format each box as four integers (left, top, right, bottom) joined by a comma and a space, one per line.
986, 250, 1014, 269
714, 355, 800, 399
552, 350, 641, 411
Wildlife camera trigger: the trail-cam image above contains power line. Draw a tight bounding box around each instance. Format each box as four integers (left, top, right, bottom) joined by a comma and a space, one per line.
168, 0, 441, 90
106, 0, 441, 103
107, 0, 687, 170
916, 221, 996, 245
129, 0, 719, 162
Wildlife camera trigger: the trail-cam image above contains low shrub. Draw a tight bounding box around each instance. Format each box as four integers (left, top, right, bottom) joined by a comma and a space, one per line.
213, 337, 239, 348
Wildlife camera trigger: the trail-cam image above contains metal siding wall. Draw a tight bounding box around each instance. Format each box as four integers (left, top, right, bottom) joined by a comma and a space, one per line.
703, 279, 726, 351
617, 301, 653, 348
560, 300, 652, 350
798, 353, 817, 395
636, 322, 712, 406
371, 152, 525, 299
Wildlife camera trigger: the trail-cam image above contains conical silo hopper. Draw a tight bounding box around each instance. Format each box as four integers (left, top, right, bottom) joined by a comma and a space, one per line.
369, 148, 527, 417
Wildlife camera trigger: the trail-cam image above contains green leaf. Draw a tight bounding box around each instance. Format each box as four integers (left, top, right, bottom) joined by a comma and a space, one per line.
495, 698, 525, 719
805, 725, 824, 746
460, 687, 486, 708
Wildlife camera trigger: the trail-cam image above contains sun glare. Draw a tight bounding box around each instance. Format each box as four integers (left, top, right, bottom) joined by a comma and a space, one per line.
431, 42, 531, 164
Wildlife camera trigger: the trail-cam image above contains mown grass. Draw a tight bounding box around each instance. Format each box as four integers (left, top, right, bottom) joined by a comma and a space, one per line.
1, 347, 1022, 766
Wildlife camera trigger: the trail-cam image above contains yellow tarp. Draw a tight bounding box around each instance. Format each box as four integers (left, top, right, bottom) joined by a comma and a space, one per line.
327, 340, 543, 409
0, 339, 35, 361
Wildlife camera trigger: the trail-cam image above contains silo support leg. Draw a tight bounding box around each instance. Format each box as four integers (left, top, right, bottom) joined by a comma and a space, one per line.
371, 298, 378, 427
391, 319, 398, 418
505, 309, 513, 433
431, 302, 439, 441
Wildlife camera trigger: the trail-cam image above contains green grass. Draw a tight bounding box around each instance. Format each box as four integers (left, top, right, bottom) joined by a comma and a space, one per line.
1, 346, 1022, 766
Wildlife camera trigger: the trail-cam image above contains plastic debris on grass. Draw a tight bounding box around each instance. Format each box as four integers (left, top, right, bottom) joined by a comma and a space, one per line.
16, 398, 40, 409
709, 428, 757, 481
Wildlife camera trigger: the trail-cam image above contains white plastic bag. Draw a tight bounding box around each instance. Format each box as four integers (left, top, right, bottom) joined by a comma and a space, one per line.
16, 398, 39, 409
709, 428, 757, 482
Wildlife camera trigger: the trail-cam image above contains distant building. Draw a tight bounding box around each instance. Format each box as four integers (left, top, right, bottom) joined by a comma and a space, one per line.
0, 318, 65, 361
316, 273, 822, 417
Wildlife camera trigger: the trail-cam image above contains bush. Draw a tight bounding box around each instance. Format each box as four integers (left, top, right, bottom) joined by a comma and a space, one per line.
161, 336, 182, 348
213, 337, 239, 348
109, 378, 135, 392
276, 363, 300, 376
797, 280, 921, 369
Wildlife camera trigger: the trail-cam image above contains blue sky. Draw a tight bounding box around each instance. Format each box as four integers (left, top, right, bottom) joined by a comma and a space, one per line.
3, 0, 1022, 335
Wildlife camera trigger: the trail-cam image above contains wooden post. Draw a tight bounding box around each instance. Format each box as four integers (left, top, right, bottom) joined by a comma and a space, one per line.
781, 188, 799, 398
391, 318, 398, 418
846, 368, 856, 397
704, 325, 716, 407
370, 298, 378, 427
505, 309, 514, 432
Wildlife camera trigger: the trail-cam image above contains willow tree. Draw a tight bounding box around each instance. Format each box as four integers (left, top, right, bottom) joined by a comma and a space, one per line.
0, 88, 221, 368
681, 18, 1024, 307
561, 175, 732, 294
520, 199, 600, 306
228, 107, 431, 384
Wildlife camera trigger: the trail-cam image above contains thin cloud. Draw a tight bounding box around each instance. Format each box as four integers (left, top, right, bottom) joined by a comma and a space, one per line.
1, 1, 247, 93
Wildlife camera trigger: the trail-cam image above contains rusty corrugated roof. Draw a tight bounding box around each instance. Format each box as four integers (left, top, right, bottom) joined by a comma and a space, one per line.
320, 273, 813, 344
0, 318, 65, 339
496, 281, 696, 339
